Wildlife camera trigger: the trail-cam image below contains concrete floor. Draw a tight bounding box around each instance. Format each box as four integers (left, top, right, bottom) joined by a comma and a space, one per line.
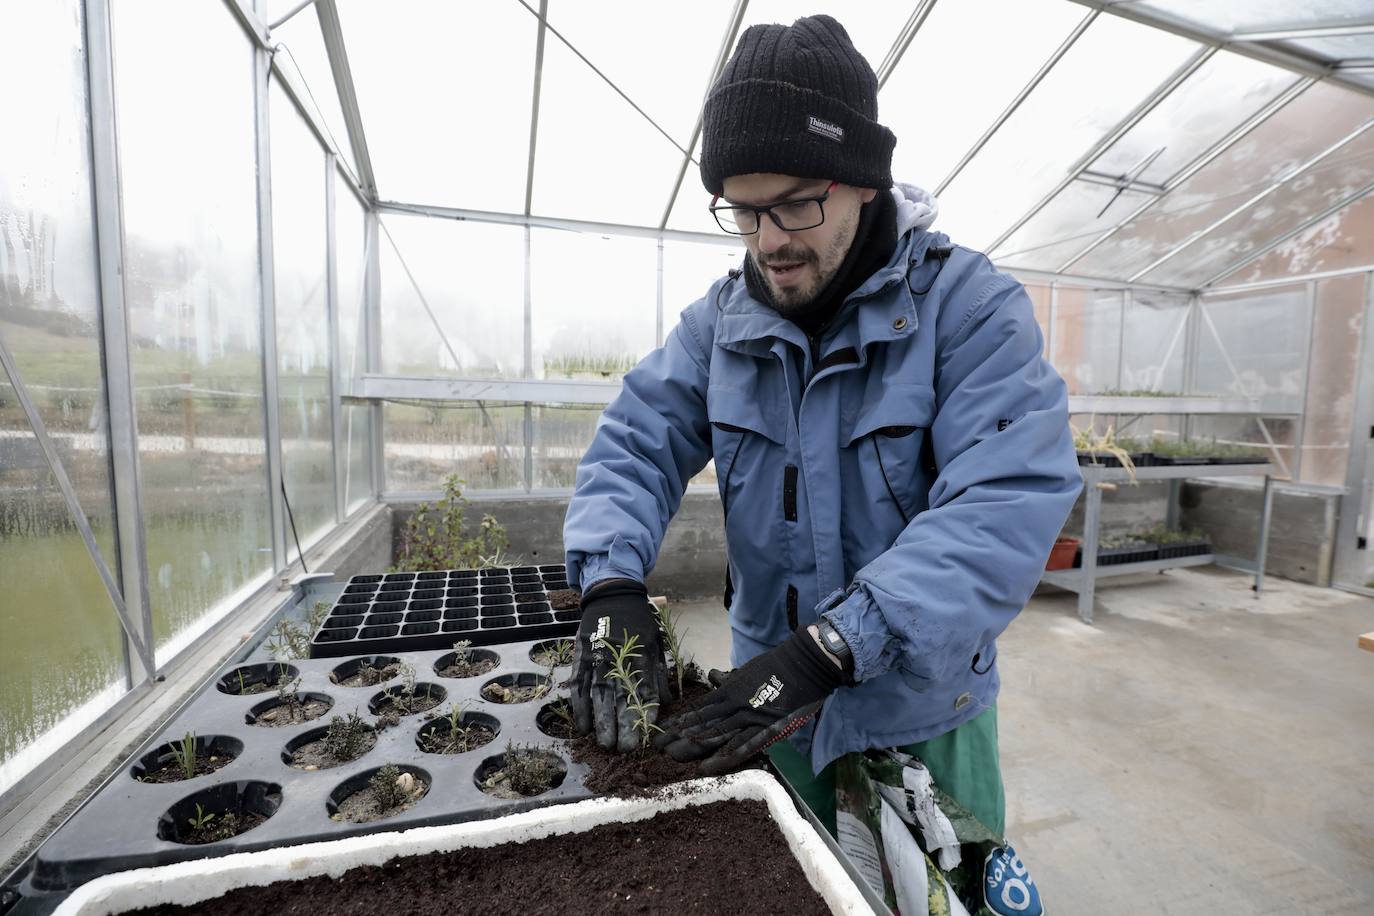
668, 566, 1374, 915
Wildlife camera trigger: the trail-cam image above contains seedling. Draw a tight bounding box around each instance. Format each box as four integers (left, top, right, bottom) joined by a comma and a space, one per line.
236, 670, 248, 695
442, 640, 496, 678
187, 804, 214, 833
265, 602, 329, 661
322, 710, 370, 762
369, 764, 421, 810
420, 703, 492, 754
652, 602, 691, 697
483, 742, 557, 797
392, 475, 513, 572
533, 638, 574, 668
604, 631, 661, 747
1072, 421, 1138, 484
169, 731, 198, 781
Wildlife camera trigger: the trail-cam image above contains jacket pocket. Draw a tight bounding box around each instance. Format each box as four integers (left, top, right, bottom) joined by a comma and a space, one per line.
846, 384, 937, 524
972, 641, 997, 675
707, 383, 787, 518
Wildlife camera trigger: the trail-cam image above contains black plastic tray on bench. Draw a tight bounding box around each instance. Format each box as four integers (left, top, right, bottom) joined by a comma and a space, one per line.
22, 636, 589, 899
312, 564, 579, 658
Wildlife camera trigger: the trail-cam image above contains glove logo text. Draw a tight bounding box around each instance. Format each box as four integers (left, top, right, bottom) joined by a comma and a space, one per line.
590, 615, 611, 651
749, 675, 784, 709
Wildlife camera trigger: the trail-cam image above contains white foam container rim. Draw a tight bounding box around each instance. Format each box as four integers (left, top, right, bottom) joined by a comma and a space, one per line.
55, 770, 872, 915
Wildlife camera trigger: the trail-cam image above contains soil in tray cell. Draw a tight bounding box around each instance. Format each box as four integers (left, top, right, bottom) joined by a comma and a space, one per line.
284, 713, 377, 770
475, 744, 566, 799
434, 644, 499, 678
329, 765, 428, 824
133, 736, 242, 784
329, 656, 401, 688
535, 698, 575, 739
415, 709, 499, 754
157, 781, 281, 847
130, 801, 830, 916
546, 588, 581, 610
247, 692, 332, 727
216, 663, 298, 696
480, 673, 551, 704
528, 639, 574, 669
369, 682, 445, 726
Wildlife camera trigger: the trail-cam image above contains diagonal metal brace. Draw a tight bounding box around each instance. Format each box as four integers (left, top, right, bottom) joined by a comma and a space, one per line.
0, 333, 156, 679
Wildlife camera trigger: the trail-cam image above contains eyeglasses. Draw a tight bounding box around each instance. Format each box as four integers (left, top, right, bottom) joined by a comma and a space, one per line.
709, 181, 838, 235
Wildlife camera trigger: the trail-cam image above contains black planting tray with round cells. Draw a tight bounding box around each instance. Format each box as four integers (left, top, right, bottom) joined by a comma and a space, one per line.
22, 637, 585, 900
311, 564, 577, 658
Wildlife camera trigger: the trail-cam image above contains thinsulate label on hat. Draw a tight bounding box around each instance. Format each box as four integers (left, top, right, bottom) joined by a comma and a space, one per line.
807, 115, 844, 142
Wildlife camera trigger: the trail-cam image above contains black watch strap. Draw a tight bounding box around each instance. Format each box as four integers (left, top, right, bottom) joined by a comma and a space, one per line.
815, 616, 854, 679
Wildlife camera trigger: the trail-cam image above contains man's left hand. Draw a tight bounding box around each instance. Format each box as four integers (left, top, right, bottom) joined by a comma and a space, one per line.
654, 627, 849, 775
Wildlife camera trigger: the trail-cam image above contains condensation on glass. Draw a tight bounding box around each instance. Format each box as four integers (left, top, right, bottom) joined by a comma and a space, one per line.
1299, 275, 1366, 487
1052, 288, 1124, 395
0, 0, 125, 792
335, 170, 372, 512
384, 402, 525, 493
113, 0, 273, 657
271, 85, 336, 544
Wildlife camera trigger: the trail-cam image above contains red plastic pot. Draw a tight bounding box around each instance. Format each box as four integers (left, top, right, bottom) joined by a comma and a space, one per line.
1046, 536, 1081, 571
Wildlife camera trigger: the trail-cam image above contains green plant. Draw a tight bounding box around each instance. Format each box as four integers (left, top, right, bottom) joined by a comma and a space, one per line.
420, 703, 490, 754
441, 640, 494, 678
169, 731, 198, 781
265, 601, 330, 661
491, 743, 557, 796
1137, 524, 1206, 546
188, 803, 215, 832
393, 475, 513, 572
236, 669, 247, 695
603, 631, 661, 747
322, 710, 370, 761
369, 764, 420, 809
652, 602, 691, 698
275, 674, 303, 718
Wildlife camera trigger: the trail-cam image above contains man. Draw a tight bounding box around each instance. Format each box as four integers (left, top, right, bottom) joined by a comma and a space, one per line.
562, 13, 1081, 836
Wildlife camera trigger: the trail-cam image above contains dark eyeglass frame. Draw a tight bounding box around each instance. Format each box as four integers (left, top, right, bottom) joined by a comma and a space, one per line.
708, 180, 839, 235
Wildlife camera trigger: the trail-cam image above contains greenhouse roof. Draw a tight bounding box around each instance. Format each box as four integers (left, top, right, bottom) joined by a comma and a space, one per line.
255, 0, 1374, 292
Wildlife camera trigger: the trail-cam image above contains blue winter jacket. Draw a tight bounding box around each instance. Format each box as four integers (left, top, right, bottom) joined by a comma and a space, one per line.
564, 185, 1082, 773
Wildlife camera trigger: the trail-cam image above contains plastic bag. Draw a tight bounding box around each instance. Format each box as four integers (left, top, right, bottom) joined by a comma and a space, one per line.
834, 750, 1043, 915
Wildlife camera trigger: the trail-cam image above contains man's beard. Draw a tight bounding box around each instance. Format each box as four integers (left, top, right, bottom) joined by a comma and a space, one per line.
754, 207, 860, 319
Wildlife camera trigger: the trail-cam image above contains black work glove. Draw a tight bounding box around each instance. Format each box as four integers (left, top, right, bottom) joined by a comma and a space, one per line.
654, 628, 847, 775
567, 579, 672, 752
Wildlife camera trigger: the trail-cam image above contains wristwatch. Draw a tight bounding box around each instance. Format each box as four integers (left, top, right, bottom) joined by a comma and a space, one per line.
815, 616, 854, 679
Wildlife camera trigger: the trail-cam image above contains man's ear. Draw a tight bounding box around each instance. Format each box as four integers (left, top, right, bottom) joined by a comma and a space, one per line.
859, 187, 878, 204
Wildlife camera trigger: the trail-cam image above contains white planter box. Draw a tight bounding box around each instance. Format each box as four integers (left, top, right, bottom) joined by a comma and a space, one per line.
56, 770, 870, 915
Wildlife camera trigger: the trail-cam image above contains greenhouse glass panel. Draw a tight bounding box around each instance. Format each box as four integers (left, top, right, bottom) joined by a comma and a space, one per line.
270, 87, 335, 544
1281, 35, 1374, 61
1193, 286, 1311, 415
883, 0, 1087, 191
379, 215, 524, 377
1143, 125, 1374, 287
661, 238, 745, 331
1122, 291, 1190, 392
737, 0, 914, 68
1299, 275, 1365, 487
531, 230, 656, 380
113, 0, 273, 656
384, 402, 524, 493
1218, 193, 1374, 286
1129, 1, 1374, 35
0, 0, 125, 795
533, 404, 602, 489
1087, 51, 1299, 187
335, 172, 371, 512
1051, 288, 1123, 396
1073, 82, 1374, 280
1021, 284, 1052, 353
936, 15, 1198, 250
339, 0, 535, 211
991, 181, 1156, 271
270, 6, 357, 176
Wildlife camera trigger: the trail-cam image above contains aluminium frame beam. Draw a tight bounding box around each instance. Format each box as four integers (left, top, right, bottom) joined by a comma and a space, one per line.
659, 0, 750, 230
875, 0, 939, 89
985, 45, 1216, 256
935, 8, 1098, 196
1056, 77, 1314, 275
1231, 22, 1374, 43
85, 0, 156, 685
523, 0, 549, 217
1067, 0, 1374, 101
1126, 118, 1374, 283
315, 0, 377, 200
1200, 177, 1374, 289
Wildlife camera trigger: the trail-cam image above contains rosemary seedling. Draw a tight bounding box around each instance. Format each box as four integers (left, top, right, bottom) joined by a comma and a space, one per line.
652, 601, 691, 697
322, 710, 370, 762
604, 632, 662, 747
169, 731, 198, 781
188, 803, 215, 832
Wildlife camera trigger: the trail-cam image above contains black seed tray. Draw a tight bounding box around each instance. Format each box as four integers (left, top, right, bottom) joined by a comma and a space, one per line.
24, 638, 586, 897
312, 564, 578, 658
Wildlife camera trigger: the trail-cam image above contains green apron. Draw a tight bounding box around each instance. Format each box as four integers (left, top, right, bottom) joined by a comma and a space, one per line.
767, 705, 1005, 837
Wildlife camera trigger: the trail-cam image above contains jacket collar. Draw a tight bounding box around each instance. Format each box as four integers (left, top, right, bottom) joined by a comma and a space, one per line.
714, 228, 945, 360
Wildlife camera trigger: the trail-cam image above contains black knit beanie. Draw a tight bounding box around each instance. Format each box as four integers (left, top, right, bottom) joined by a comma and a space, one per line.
700, 14, 895, 196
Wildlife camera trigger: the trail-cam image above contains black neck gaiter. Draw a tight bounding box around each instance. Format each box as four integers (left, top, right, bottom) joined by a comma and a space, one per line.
744, 188, 897, 338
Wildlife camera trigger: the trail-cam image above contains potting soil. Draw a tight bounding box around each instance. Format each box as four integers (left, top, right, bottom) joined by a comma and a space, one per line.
127, 801, 830, 916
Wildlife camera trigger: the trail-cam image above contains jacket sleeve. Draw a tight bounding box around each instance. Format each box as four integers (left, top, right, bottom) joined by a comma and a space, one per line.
563, 302, 715, 591
823, 259, 1082, 684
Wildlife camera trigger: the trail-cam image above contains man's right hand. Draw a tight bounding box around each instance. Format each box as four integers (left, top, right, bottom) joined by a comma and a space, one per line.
567, 579, 672, 753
